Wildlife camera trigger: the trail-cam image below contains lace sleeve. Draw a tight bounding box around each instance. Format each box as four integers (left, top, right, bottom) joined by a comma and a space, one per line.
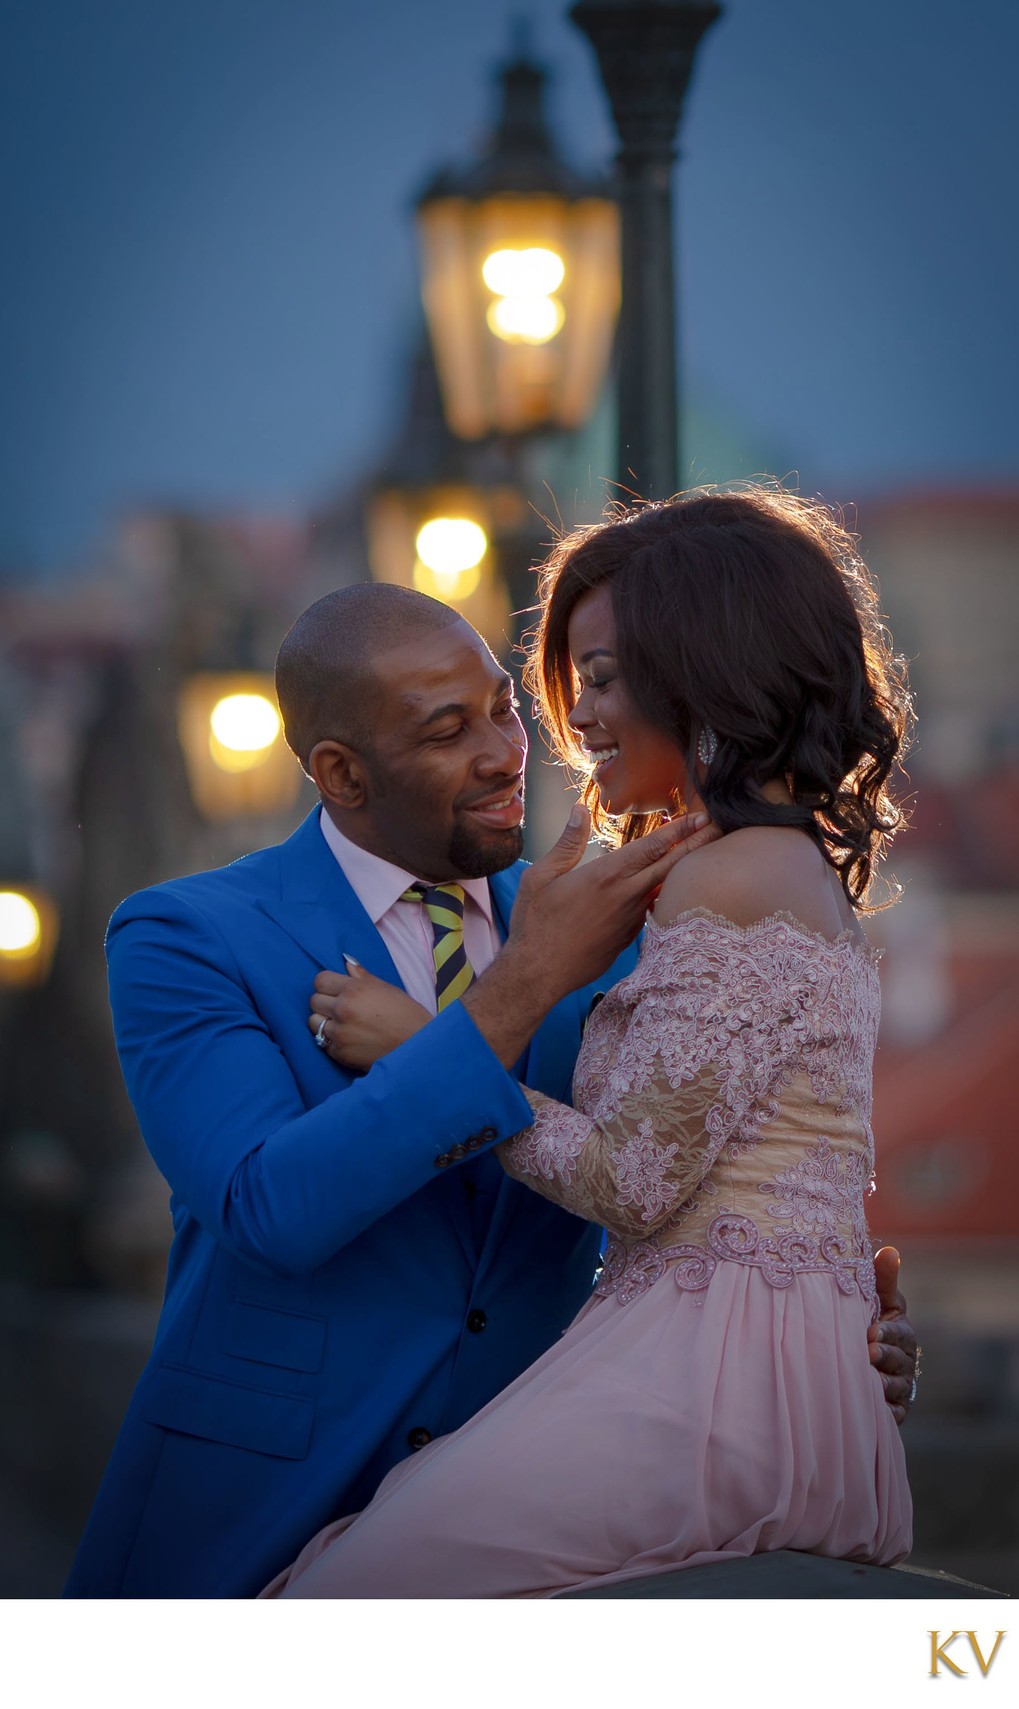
498, 909, 876, 1241
498, 924, 736, 1239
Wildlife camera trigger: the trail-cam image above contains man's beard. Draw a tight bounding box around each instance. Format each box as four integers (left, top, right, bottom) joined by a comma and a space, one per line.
447, 817, 525, 879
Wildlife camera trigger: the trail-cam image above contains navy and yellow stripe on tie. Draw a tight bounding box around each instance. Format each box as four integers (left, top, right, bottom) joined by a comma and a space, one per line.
401, 882, 475, 1010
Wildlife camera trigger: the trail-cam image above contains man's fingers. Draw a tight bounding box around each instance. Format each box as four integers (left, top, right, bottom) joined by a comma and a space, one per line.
879, 1371, 912, 1408
868, 1339, 913, 1379
625, 823, 718, 896
868, 1292, 918, 1426
868, 1318, 914, 1355
626, 812, 711, 868
554, 802, 592, 860
873, 1244, 905, 1315
528, 803, 592, 882
607, 813, 714, 882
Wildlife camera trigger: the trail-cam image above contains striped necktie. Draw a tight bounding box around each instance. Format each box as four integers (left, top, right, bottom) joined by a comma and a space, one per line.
401, 882, 475, 1010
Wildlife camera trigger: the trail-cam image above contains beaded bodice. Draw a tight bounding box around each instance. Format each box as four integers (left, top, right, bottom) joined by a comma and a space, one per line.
499, 909, 882, 1309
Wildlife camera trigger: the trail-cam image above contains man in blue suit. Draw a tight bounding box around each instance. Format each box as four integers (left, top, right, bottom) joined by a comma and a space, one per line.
65, 584, 915, 1597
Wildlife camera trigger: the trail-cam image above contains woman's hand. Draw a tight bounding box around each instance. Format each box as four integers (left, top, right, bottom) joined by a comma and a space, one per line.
309, 960, 431, 1071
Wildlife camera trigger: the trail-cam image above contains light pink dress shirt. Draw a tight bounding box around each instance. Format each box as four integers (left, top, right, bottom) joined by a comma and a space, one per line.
319, 811, 503, 1013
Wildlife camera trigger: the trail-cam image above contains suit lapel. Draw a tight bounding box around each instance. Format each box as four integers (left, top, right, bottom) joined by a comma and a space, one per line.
256, 810, 404, 989
259, 811, 480, 1268
486, 865, 518, 943
257, 833, 570, 1279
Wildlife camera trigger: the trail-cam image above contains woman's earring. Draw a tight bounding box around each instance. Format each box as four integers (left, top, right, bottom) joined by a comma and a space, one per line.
697, 725, 718, 766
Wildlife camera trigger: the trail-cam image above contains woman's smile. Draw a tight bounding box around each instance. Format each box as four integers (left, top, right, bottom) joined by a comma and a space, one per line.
567, 584, 690, 816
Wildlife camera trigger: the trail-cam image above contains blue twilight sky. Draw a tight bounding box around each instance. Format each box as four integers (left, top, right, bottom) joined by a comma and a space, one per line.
1, 0, 1017, 575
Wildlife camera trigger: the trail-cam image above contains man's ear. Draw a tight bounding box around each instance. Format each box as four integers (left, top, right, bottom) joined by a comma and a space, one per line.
308, 740, 369, 809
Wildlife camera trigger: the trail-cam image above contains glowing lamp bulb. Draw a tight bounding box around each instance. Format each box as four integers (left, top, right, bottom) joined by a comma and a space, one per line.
208, 693, 282, 773
209, 694, 281, 754
0, 891, 42, 957
415, 517, 487, 575
486, 295, 565, 345
412, 516, 488, 602
482, 247, 565, 297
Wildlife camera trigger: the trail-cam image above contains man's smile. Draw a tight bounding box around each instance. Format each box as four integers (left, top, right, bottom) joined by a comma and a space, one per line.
462, 778, 525, 828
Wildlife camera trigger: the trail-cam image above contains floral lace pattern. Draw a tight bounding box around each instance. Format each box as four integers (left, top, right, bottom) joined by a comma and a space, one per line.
502, 910, 881, 1305
594, 1211, 877, 1309
760, 1134, 873, 1249
613, 1120, 683, 1224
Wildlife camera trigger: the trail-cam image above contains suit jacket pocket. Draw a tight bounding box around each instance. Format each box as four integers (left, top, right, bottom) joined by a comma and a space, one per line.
224, 1301, 327, 1373
142, 1364, 316, 1460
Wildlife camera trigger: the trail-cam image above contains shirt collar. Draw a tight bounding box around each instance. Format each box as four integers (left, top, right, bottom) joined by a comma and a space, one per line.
319, 809, 494, 927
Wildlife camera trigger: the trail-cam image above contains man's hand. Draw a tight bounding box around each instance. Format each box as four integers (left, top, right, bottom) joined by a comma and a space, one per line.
309, 960, 430, 1071
463, 804, 720, 1069
511, 804, 718, 996
868, 1246, 919, 1426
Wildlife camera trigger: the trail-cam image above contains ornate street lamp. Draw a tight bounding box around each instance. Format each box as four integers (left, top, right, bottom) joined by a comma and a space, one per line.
366, 482, 516, 650
0, 883, 59, 989
415, 46, 620, 441
571, 0, 722, 496
177, 672, 301, 821
365, 345, 527, 655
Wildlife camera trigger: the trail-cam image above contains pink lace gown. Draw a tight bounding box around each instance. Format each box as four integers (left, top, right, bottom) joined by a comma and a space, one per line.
262, 910, 912, 1598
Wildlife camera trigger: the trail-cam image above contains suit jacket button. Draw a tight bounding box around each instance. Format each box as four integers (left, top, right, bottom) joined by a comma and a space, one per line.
449, 1143, 466, 1161
407, 1427, 432, 1450
434, 1153, 450, 1168
479, 1125, 497, 1141
465, 1136, 481, 1151
467, 1310, 487, 1334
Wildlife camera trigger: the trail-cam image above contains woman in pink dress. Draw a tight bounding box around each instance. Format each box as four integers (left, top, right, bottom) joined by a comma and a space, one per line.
262, 485, 914, 1598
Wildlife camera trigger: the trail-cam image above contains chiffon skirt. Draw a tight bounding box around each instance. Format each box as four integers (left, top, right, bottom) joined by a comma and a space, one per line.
260, 1263, 912, 1599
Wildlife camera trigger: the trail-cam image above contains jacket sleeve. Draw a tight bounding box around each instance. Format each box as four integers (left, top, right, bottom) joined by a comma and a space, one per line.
498, 937, 730, 1239
107, 889, 535, 1276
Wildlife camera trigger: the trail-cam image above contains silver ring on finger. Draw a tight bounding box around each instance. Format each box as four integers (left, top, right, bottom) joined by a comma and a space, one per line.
910, 1344, 923, 1406
314, 1015, 330, 1050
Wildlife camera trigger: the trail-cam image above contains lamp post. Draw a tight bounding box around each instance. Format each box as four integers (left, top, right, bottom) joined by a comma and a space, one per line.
570, 0, 721, 498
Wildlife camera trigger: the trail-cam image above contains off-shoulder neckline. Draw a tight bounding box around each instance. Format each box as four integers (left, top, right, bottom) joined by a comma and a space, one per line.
644, 905, 880, 962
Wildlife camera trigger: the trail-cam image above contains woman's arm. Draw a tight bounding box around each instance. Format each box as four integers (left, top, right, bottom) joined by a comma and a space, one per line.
498, 937, 730, 1239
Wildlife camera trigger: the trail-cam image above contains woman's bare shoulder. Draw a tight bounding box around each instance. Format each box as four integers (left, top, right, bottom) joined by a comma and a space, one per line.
654, 825, 844, 933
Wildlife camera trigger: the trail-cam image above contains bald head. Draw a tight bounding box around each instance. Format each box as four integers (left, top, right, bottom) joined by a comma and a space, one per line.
275, 583, 464, 768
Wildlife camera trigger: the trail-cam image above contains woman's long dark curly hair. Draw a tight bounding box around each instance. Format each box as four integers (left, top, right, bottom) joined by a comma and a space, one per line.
527, 485, 913, 911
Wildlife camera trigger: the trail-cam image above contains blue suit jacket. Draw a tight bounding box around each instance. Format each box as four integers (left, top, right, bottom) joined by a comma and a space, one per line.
65, 809, 637, 1597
